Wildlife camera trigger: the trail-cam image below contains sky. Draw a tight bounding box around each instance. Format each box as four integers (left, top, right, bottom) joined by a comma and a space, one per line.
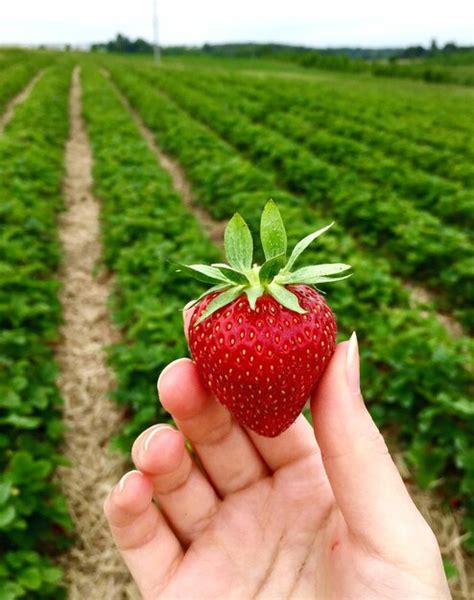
0, 0, 473, 48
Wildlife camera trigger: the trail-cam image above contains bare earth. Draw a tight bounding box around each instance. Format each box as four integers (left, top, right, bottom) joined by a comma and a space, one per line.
55, 67, 139, 599
0, 69, 44, 134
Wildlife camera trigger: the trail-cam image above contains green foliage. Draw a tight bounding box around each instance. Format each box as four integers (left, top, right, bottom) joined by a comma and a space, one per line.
0, 53, 55, 116
80, 66, 219, 450
105, 58, 474, 545
0, 66, 73, 596
133, 66, 473, 329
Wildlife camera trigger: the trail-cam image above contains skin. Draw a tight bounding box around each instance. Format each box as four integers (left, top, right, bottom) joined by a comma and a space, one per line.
104, 315, 450, 600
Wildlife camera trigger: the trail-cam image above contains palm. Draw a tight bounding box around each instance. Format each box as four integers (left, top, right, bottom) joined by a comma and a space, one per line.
105, 345, 449, 600
158, 457, 439, 600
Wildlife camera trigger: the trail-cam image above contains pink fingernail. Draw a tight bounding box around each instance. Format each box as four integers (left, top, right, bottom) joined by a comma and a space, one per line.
143, 425, 175, 453
157, 357, 192, 390
118, 470, 140, 493
345, 332, 360, 396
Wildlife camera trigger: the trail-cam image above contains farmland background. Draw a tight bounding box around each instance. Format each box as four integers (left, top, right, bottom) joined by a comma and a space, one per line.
0, 44, 473, 599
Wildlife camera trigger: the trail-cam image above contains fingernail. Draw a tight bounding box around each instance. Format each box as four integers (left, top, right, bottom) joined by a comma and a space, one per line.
157, 357, 192, 390
118, 470, 140, 493
183, 300, 195, 312
345, 331, 360, 396
143, 424, 175, 453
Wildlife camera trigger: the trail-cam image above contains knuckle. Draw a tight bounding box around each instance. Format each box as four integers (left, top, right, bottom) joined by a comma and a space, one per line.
191, 414, 233, 447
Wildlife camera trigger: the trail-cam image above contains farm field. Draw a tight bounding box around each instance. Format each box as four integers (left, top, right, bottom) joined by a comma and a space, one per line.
0, 49, 473, 598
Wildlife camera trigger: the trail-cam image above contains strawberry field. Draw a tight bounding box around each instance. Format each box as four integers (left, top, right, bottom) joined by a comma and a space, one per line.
0, 49, 473, 598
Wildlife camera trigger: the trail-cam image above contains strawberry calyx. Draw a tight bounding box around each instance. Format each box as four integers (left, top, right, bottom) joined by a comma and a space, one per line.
178, 200, 351, 325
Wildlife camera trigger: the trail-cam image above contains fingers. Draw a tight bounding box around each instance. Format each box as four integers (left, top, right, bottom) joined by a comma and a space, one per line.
247, 413, 321, 471
183, 304, 326, 479
104, 470, 183, 598
131, 424, 219, 545
311, 333, 425, 554
158, 358, 269, 497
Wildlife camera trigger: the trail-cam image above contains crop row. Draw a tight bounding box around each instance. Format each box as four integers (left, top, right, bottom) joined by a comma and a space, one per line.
176, 66, 474, 186
167, 67, 474, 227
105, 61, 474, 545
131, 65, 473, 329
80, 65, 219, 451
0, 65, 73, 597
0, 56, 51, 118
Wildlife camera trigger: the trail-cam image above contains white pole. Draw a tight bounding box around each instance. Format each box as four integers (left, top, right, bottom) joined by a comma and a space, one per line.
153, 0, 160, 65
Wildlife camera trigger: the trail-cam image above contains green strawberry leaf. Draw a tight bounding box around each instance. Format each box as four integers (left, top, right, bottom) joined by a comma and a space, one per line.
260, 199, 287, 260
195, 285, 245, 324
311, 274, 353, 284
177, 264, 230, 284
267, 282, 306, 314
212, 263, 251, 285
184, 283, 232, 310
286, 222, 334, 271
224, 213, 253, 270
245, 285, 264, 309
278, 263, 351, 284
259, 253, 286, 285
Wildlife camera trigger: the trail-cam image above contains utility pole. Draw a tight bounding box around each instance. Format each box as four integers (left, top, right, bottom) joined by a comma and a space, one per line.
153, 0, 160, 65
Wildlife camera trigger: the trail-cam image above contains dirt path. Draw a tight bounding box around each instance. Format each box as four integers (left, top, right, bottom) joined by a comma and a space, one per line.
102, 69, 225, 248
405, 282, 464, 337
0, 69, 44, 134
55, 66, 138, 599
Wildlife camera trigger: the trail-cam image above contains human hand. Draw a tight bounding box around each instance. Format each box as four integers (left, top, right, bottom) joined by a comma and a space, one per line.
104, 328, 450, 599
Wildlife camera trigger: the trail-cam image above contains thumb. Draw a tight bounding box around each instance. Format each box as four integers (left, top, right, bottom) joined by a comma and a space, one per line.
311, 333, 424, 553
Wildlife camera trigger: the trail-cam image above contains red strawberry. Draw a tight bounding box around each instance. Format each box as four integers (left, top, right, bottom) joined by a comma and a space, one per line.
180, 200, 351, 437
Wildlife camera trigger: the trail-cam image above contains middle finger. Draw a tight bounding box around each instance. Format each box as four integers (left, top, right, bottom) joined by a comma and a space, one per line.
158, 358, 269, 497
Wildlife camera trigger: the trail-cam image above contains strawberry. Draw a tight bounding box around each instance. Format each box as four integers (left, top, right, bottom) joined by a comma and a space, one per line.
180, 200, 351, 437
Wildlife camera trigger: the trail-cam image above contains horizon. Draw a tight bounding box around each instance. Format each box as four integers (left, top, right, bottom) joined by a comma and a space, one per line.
1, 1, 472, 48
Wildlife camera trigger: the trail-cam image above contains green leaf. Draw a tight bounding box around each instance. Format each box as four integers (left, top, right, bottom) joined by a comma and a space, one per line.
245, 286, 264, 309
184, 284, 231, 310
312, 274, 353, 283
278, 263, 351, 284
259, 253, 286, 285
18, 566, 42, 591
195, 286, 245, 325
224, 213, 253, 270
286, 222, 334, 271
212, 264, 250, 285
0, 482, 11, 504
267, 283, 306, 314
260, 199, 287, 260
443, 559, 458, 580
177, 264, 230, 284
0, 505, 15, 528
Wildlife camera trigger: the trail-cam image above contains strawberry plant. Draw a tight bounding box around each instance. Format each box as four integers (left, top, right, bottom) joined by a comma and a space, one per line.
133, 67, 473, 328
105, 58, 474, 545
0, 55, 53, 118
0, 65, 73, 597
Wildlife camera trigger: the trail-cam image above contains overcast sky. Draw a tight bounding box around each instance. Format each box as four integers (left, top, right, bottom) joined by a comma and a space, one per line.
1, 0, 473, 48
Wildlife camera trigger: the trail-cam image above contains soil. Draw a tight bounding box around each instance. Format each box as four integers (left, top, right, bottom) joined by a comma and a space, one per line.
55, 67, 139, 599
405, 282, 464, 337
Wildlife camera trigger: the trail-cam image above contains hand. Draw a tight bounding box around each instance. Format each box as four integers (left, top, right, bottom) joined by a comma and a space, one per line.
104, 330, 450, 600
